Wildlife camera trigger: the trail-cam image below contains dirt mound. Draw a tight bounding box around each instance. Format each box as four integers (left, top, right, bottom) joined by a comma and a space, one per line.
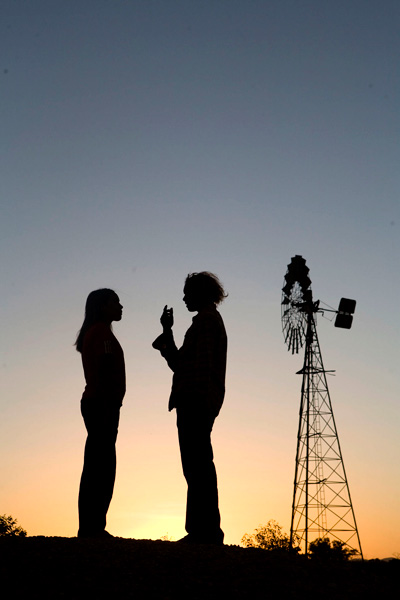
1, 537, 398, 599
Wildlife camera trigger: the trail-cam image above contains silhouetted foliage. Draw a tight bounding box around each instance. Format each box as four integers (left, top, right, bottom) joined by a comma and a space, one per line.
308, 537, 357, 560
0, 514, 27, 537
241, 520, 300, 552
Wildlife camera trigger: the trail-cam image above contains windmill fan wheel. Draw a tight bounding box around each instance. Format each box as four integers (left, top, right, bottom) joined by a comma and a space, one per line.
281, 255, 312, 354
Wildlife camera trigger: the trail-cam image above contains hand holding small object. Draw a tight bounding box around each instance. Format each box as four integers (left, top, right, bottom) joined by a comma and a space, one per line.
160, 305, 174, 331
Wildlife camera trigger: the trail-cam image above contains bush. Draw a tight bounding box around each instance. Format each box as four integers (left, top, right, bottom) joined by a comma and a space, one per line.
308, 537, 357, 560
0, 514, 27, 537
241, 520, 299, 552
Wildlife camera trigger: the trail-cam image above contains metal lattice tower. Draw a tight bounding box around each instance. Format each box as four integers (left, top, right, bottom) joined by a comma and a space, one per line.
282, 255, 362, 558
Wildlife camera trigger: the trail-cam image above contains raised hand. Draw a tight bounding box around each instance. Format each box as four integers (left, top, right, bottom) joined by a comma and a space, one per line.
160, 305, 174, 331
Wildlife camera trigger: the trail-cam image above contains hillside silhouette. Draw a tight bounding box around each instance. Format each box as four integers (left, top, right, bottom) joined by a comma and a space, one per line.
1, 537, 398, 599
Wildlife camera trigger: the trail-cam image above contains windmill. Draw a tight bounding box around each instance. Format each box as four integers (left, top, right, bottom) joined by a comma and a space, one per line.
282, 255, 362, 558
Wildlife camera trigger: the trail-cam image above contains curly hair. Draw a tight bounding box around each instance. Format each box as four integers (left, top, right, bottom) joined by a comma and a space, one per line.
184, 272, 228, 305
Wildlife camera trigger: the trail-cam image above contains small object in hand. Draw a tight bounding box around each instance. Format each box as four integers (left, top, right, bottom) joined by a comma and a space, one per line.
160, 305, 174, 330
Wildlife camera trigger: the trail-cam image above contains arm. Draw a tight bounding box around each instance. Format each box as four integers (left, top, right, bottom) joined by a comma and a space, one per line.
97, 351, 126, 404
187, 311, 226, 416
192, 315, 215, 395
82, 326, 126, 405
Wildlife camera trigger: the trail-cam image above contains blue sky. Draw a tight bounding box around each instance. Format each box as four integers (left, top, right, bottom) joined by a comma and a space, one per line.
1, 1, 399, 557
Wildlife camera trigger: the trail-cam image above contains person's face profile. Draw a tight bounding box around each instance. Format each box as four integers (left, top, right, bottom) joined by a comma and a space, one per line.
103, 295, 123, 322
183, 285, 199, 312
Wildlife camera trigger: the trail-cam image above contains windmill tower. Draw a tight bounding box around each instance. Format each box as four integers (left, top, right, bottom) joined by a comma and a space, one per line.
282, 255, 362, 558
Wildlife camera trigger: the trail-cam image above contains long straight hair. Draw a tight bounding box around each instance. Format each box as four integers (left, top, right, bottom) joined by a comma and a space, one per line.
75, 288, 117, 353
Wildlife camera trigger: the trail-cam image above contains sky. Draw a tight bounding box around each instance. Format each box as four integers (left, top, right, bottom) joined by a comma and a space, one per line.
1, 0, 399, 559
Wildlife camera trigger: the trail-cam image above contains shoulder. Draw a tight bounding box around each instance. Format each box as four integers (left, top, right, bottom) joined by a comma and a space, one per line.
82, 323, 112, 353
195, 307, 226, 333
85, 322, 110, 340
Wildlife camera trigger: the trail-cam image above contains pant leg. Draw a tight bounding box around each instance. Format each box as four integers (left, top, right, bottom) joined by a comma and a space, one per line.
177, 407, 223, 541
78, 399, 120, 536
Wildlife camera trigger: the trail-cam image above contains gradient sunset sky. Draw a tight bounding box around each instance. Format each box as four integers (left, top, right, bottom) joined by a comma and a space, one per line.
1, 1, 399, 558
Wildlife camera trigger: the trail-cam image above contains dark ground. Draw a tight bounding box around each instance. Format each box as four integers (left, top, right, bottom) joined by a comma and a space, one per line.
0, 537, 398, 599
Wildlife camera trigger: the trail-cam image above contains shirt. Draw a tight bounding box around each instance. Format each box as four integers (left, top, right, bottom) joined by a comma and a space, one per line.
81, 322, 126, 406
161, 305, 227, 417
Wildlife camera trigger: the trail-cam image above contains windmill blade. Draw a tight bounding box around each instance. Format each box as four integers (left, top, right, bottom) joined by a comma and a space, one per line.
281, 254, 311, 354
288, 329, 294, 353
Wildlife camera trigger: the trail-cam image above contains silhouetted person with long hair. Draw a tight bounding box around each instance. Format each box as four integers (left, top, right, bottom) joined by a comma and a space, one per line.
153, 272, 227, 545
75, 289, 125, 538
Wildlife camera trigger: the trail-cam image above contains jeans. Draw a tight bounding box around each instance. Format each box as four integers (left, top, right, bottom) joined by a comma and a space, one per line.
177, 406, 223, 542
78, 398, 120, 536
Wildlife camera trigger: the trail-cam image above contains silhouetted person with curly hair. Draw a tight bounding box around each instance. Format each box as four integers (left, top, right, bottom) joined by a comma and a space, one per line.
75, 289, 125, 538
153, 272, 227, 545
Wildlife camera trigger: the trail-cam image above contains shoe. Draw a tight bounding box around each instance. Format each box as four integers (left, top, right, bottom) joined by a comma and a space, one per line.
177, 534, 194, 544
77, 530, 114, 539
99, 530, 114, 538
177, 532, 224, 545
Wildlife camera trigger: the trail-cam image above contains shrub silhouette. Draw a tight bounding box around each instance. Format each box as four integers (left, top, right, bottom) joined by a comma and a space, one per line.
308, 537, 357, 560
241, 520, 299, 552
0, 514, 27, 537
